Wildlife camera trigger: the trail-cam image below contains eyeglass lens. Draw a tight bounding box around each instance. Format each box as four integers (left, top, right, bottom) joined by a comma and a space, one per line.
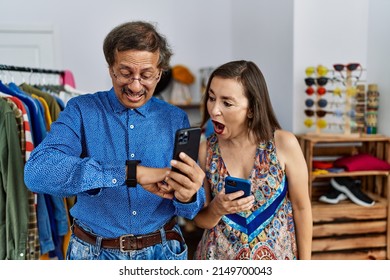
306, 87, 314, 95
317, 87, 326, 95
316, 77, 328, 86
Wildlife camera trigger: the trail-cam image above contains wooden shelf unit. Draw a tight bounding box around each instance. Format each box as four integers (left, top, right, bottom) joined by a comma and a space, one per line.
297, 134, 390, 260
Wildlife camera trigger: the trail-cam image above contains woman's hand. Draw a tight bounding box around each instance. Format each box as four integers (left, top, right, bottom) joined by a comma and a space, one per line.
210, 188, 254, 216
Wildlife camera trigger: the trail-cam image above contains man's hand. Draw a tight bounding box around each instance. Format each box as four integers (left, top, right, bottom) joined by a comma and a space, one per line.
164, 152, 205, 203
142, 182, 174, 199
137, 166, 174, 199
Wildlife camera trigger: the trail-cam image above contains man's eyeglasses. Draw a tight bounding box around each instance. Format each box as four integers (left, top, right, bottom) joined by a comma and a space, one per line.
112, 69, 161, 86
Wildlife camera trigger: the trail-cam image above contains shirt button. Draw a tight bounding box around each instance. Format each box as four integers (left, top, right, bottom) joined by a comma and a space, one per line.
132, 211, 137, 216
20, 253, 24, 257
112, 178, 117, 184
130, 153, 135, 158
130, 124, 134, 129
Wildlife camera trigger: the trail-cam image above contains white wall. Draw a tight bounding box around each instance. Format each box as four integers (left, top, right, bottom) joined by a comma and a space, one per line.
293, 0, 370, 134
1, 0, 389, 135
367, 0, 390, 136
231, 0, 294, 131
292, 0, 390, 136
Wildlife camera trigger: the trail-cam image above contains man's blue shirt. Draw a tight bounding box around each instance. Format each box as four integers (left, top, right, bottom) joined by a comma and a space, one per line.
24, 88, 205, 237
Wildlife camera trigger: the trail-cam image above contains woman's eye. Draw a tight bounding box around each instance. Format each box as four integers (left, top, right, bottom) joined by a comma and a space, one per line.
223, 101, 233, 107
208, 96, 216, 102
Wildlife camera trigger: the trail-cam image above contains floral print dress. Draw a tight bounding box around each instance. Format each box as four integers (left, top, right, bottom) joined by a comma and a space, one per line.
194, 134, 298, 260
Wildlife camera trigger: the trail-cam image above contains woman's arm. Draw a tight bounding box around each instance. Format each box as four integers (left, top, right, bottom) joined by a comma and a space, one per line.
275, 130, 313, 260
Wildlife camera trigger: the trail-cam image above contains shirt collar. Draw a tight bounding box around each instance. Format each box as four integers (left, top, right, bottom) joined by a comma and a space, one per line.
107, 87, 153, 117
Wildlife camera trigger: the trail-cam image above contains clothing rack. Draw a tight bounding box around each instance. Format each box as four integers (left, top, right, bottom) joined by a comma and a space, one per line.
0, 64, 64, 75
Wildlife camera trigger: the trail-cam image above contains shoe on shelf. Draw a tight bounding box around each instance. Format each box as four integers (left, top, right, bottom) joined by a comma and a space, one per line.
330, 177, 375, 207
319, 188, 348, 204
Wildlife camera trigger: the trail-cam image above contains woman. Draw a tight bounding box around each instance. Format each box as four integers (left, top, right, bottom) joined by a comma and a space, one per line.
193, 60, 312, 260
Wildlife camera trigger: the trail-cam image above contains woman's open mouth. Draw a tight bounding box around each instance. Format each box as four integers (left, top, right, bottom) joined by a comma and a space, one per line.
212, 120, 225, 134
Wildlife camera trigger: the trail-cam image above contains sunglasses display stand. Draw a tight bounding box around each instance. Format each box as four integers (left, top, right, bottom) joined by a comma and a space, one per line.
303, 64, 368, 138
366, 84, 379, 134
342, 69, 356, 136
355, 85, 366, 134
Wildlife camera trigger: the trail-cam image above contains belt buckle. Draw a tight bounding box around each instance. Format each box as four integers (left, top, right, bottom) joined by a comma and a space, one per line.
119, 234, 136, 252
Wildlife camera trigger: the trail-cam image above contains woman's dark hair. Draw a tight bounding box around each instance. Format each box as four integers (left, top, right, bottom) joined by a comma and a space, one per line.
103, 21, 173, 70
201, 60, 281, 142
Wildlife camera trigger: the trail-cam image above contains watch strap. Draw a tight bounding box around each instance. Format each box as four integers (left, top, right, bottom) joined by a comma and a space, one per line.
126, 160, 141, 187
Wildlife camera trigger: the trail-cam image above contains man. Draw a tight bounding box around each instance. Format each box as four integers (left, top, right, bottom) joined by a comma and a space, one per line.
24, 21, 205, 260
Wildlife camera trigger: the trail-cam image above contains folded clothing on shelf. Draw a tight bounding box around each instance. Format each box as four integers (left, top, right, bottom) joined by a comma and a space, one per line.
333, 153, 390, 172
313, 160, 333, 169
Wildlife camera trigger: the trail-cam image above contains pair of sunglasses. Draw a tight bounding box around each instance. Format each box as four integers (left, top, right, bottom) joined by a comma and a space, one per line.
305, 98, 328, 108
305, 77, 331, 86
305, 86, 329, 96
305, 109, 354, 118
304, 109, 330, 118
333, 63, 360, 72
305, 65, 328, 77
333, 63, 363, 84
303, 118, 328, 129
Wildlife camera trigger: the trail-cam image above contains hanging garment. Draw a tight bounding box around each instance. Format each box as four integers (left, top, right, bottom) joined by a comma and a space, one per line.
0, 98, 29, 259
5, 82, 47, 146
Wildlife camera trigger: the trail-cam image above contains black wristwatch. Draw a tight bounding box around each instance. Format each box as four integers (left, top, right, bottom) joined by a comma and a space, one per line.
126, 160, 141, 187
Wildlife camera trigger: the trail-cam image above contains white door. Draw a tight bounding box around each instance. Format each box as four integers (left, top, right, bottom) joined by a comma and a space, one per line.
0, 25, 58, 69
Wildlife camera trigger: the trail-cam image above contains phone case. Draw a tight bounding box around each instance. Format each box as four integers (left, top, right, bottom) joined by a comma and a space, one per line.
224, 176, 251, 198
172, 127, 201, 174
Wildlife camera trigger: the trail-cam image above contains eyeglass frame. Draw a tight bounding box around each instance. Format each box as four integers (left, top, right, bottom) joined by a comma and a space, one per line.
305, 98, 328, 108
333, 63, 361, 72
304, 76, 331, 87
111, 68, 162, 86
332, 63, 363, 83
304, 109, 330, 118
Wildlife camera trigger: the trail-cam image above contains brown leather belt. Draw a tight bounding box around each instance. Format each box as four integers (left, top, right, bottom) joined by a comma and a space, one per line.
72, 217, 184, 252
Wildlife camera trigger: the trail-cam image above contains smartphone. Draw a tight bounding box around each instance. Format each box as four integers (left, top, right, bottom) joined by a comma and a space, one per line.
224, 176, 251, 198
171, 127, 201, 174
